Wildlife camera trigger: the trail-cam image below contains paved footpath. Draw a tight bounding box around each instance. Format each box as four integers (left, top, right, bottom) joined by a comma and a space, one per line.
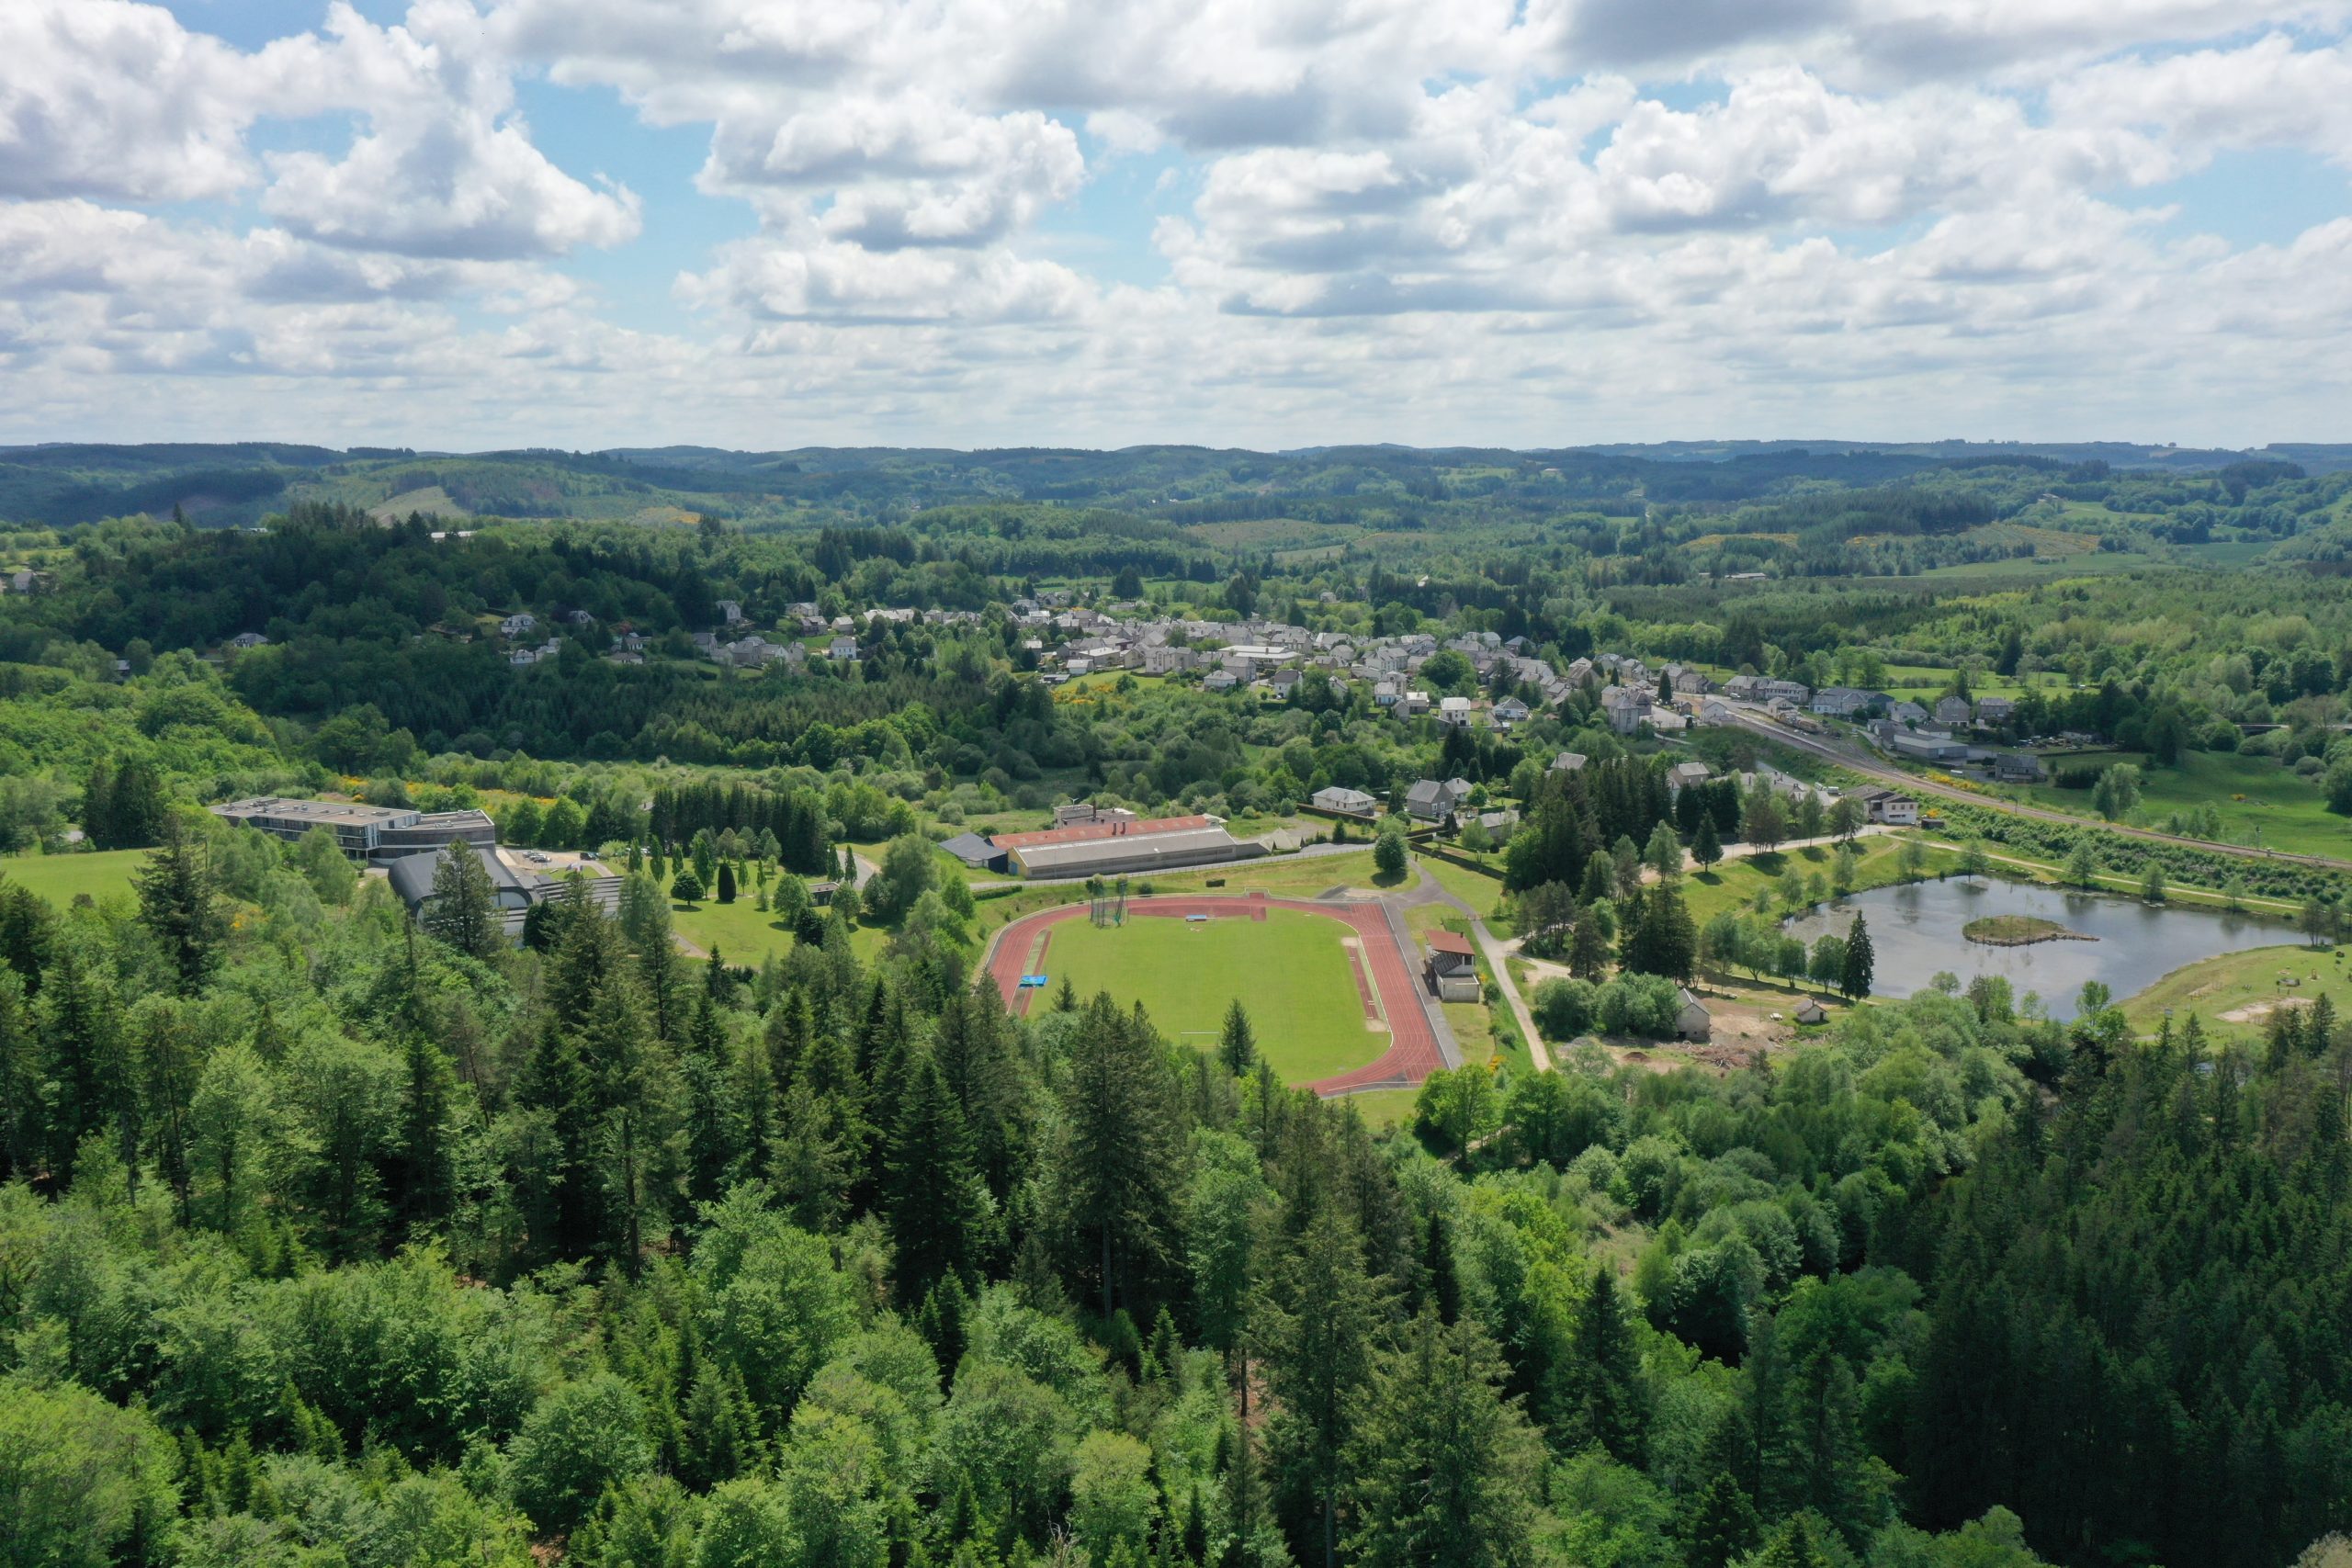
1410, 863, 1552, 1073
983, 891, 1458, 1096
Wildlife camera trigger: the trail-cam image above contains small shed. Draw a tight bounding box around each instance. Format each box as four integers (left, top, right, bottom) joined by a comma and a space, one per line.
938, 831, 1008, 874
1425, 930, 1482, 1003
1794, 998, 1830, 1026
1674, 987, 1713, 1041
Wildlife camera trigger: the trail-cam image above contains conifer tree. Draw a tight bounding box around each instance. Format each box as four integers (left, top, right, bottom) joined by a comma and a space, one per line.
135, 817, 228, 995
1260, 1200, 1382, 1568
1839, 913, 1874, 1000
423, 844, 502, 960
1691, 813, 1723, 871
1340, 1307, 1544, 1568
884, 1045, 980, 1305
1217, 999, 1258, 1076
1559, 1265, 1648, 1463
1053, 993, 1182, 1318
1624, 880, 1696, 982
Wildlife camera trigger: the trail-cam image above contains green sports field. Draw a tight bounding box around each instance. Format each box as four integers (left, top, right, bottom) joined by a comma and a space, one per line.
1037, 908, 1385, 1083
0, 849, 150, 907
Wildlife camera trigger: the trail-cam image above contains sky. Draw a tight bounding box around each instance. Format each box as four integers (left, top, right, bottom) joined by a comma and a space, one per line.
3, 0, 2350, 451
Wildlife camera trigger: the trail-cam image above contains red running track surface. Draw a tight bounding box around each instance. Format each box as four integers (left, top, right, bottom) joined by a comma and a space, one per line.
984, 893, 1442, 1096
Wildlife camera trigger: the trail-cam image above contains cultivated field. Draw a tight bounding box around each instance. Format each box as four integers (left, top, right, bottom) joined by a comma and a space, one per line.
1029, 906, 1387, 1083
2004, 750, 2351, 860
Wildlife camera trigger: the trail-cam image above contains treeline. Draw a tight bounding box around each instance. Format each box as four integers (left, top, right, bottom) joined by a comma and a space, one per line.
648, 780, 833, 874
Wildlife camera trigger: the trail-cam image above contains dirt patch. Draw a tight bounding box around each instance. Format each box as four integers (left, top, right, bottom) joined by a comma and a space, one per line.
1689, 993, 1797, 1052
2219, 996, 2312, 1024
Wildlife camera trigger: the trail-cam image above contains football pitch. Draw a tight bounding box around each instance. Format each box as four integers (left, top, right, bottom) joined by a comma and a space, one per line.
1035, 908, 1386, 1083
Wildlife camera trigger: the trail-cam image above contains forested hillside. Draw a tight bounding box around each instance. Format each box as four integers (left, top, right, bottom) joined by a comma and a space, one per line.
4, 811, 2349, 1568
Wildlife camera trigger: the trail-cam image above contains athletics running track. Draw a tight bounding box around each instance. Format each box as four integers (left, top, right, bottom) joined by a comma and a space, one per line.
984, 893, 1447, 1096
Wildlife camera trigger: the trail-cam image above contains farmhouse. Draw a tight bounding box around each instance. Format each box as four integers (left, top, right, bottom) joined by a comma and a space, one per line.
1665, 761, 1712, 797
1425, 930, 1481, 1002
1810, 687, 1886, 717
1992, 752, 2046, 783
1849, 786, 1920, 826
1311, 785, 1378, 816
1404, 777, 1474, 823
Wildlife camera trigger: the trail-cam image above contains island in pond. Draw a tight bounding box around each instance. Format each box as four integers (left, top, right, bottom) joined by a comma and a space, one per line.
1963, 914, 2098, 947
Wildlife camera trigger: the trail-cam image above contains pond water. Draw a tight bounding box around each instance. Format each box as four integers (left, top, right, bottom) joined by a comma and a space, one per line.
1780, 877, 2299, 1021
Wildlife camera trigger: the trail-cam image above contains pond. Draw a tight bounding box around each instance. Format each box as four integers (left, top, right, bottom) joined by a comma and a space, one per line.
1781, 876, 2300, 1021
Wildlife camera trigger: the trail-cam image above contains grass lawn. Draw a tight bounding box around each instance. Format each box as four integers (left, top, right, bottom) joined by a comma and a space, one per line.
670, 896, 892, 967
1035, 907, 1387, 1085
2120, 942, 2347, 1040
0, 849, 150, 906
1336, 1087, 1419, 1132
1419, 852, 1507, 919
668, 896, 800, 966
2003, 750, 2352, 859
1683, 837, 1958, 927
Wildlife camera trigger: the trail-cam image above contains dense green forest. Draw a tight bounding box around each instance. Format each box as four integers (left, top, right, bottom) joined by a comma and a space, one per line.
8, 809, 2350, 1568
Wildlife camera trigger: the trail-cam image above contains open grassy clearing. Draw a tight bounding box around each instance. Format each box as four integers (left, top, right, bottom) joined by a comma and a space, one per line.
1, 849, 149, 907
1336, 1087, 1419, 1132
1035, 908, 1385, 1084
666, 895, 799, 966
1182, 518, 1362, 552
669, 894, 892, 967
1913, 550, 2158, 582
2120, 942, 2348, 1040
368, 485, 468, 521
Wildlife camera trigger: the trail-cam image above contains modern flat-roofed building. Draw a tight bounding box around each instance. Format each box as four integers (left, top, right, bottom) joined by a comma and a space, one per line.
375, 810, 497, 860
210, 796, 417, 856
210, 795, 496, 864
